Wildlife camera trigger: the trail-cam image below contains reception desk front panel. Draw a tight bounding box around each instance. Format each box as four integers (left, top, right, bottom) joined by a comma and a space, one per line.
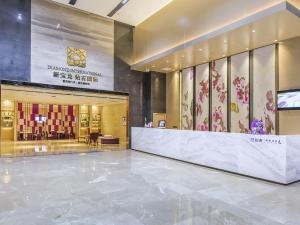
131, 127, 300, 184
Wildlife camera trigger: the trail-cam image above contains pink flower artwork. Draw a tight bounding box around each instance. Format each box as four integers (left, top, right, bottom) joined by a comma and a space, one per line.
233, 76, 249, 105
212, 106, 226, 132
211, 62, 227, 103
265, 90, 275, 113
197, 118, 209, 131
263, 90, 275, 134
196, 79, 209, 117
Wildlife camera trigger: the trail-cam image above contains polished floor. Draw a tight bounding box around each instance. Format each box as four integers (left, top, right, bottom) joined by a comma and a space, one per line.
0, 150, 300, 225
0, 140, 127, 157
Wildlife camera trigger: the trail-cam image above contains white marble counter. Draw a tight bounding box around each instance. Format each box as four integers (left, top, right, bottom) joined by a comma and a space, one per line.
131, 127, 300, 184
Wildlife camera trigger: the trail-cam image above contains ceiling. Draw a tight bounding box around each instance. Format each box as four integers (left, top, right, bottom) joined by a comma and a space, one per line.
1, 85, 128, 106
51, 0, 173, 26
131, 1, 300, 73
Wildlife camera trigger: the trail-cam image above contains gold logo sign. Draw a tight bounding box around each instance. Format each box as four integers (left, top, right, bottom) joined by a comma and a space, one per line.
67, 47, 87, 68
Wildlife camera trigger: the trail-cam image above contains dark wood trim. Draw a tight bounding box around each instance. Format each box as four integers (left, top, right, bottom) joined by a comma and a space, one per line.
249, 50, 254, 128
193, 66, 196, 130
0, 87, 1, 157
179, 70, 183, 129
209, 62, 212, 131
275, 43, 279, 135
227, 57, 231, 132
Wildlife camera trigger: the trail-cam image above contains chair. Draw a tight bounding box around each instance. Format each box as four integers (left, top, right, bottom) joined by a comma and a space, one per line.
36, 134, 42, 140
27, 133, 34, 141
64, 132, 70, 139
49, 131, 58, 140
17, 132, 25, 141
89, 133, 99, 146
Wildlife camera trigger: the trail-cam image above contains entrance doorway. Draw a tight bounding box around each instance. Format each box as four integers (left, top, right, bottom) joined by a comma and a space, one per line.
0, 82, 129, 157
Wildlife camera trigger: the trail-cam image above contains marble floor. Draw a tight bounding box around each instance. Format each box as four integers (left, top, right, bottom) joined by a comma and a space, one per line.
0, 150, 300, 225
0, 140, 127, 157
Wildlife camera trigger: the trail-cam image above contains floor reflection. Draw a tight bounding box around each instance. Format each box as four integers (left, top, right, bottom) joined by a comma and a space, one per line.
0, 140, 127, 157
0, 150, 299, 225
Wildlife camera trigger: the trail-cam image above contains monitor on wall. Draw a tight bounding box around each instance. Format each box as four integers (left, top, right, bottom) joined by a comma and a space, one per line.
158, 120, 166, 128
277, 89, 300, 110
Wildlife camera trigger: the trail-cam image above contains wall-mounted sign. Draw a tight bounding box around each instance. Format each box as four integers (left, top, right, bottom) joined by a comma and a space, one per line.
47, 63, 102, 87
31, 0, 114, 91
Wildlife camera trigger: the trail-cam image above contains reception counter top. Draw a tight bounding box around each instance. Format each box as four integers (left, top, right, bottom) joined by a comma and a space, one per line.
131, 127, 300, 184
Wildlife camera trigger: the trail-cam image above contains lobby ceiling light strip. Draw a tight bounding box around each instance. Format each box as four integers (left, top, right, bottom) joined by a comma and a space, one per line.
107, 0, 130, 17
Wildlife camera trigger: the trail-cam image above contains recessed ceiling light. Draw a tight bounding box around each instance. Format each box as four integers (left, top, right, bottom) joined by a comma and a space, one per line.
223, 40, 227, 43
246, 48, 249, 50
274, 39, 278, 42
17, 13, 22, 21
151, 65, 156, 68
198, 48, 203, 51
107, 0, 130, 17
181, 55, 185, 58
222, 54, 226, 57
252, 29, 256, 33
161, 67, 172, 71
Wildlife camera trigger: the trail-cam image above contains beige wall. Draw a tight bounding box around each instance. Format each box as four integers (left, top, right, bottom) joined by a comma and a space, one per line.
102, 103, 128, 144
279, 36, 300, 134
166, 71, 180, 129
133, 0, 283, 63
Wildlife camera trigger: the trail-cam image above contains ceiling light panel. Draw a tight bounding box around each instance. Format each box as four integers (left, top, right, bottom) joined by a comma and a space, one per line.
107, 0, 130, 17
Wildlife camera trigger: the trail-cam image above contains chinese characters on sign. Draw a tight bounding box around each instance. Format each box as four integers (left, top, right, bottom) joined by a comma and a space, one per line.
48, 65, 101, 87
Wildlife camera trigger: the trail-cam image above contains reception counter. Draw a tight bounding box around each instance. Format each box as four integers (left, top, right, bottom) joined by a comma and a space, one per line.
131, 127, 300, 184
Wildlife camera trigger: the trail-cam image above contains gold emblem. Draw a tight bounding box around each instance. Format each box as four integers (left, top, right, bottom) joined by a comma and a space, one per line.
231, 102, 239, 113
67, 47, 87, 68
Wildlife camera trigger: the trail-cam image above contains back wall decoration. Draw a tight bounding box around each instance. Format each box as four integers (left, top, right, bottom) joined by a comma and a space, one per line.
181, 67, 194, 130
211, 58, 228, 132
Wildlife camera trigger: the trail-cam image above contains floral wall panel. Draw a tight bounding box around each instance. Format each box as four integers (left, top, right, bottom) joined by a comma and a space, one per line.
181, 67, 194, 130
230, 52, 250, 133
253, 45, 276, 134
195, 64, 209, 131
211, 58, 227, 132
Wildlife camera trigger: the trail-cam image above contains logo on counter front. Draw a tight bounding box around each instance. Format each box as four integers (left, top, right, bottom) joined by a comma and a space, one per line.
67, 47, 87, 68
250, 137, 282, 144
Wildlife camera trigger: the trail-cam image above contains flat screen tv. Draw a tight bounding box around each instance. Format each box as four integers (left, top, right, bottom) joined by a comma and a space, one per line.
277, 89, 300, 110
35, 116, 47, 123
158, 120, 166, 128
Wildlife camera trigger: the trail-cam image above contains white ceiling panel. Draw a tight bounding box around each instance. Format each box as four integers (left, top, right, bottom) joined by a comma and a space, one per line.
51, 0, 173, 26
112, 0, 173, 26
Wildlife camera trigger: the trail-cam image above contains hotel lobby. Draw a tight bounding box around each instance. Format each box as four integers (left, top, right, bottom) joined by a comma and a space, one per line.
2, 0, 300, 224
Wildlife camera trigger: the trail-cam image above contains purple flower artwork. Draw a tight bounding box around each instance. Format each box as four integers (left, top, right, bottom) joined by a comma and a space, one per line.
249, 119, 265, 135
